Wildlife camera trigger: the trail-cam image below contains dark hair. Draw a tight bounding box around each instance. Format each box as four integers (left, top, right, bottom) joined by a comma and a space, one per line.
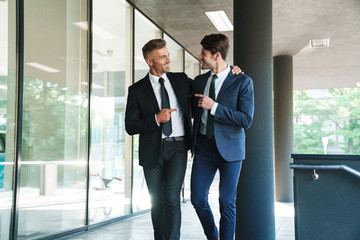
200, 34, 229, 60
142, 39, 167, 59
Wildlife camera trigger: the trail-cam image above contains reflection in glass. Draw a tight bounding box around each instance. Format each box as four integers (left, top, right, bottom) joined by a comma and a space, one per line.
185, 51, 200, 80
89, 0, 132, 223
134, 10, 162, 83
183, 52, 200, 200
132, 10, 163, 212
18, 0, 88, 238
0, 1, 16, 239
164, 34, 183, 72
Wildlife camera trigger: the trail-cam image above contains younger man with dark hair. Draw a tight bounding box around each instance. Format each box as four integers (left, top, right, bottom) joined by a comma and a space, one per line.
191, 34, 254, 240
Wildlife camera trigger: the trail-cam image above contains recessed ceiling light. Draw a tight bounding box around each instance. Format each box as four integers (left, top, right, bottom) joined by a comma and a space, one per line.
93, 83, 104, 89
356, 82, 360, 87
81, 82, 104, 89
26, 62, 61, 73
310, 39, 330, 48
205, 11, 233, 32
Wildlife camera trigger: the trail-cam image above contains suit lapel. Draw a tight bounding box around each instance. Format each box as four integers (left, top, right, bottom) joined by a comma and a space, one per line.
195, 72, 211, 119
217, 71, 235, 101
167, 73, 190, 120
167, 73, 180, 101
199, 71, 211, 94
142, 74, 160, 112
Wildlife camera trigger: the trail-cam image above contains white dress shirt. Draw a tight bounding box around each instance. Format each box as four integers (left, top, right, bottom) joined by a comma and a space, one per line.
149, 72, 185, 138
200, 65, 231, 135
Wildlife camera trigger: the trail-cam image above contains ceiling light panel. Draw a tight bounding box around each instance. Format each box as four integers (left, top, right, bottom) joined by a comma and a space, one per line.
205, 11, 233, 32
310, 39, 330, 48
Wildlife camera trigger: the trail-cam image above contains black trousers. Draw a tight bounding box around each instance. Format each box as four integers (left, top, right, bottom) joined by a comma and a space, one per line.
143, 140, 188, 240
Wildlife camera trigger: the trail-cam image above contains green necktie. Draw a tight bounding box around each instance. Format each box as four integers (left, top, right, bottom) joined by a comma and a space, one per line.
206, 74, 218, 139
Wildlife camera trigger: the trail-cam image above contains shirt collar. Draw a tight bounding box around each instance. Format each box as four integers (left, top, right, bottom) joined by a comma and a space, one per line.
211, 65, 230, 79
149, 72, 168, 84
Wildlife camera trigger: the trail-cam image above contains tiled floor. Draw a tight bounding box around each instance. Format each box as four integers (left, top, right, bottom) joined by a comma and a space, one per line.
61, 199, 294, 240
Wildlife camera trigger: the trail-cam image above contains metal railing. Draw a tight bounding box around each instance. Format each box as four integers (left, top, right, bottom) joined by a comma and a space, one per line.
290, 164, 360, 180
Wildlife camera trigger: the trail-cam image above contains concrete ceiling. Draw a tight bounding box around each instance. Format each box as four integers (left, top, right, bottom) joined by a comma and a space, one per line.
128, 0, 360, 90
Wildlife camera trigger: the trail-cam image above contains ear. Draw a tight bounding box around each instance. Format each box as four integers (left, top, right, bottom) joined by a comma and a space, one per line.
145, 58, 152, 66
215, 52, 222, 60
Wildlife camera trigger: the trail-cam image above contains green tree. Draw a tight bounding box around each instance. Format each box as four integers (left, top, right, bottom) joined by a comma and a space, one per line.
293, 90, 333, 154
329, 88, 360, 154
21, 76, 88, 188
293, 88, 360, 155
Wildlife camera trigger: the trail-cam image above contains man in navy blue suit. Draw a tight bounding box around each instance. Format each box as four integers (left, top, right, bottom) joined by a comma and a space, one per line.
191, 34, 254, 240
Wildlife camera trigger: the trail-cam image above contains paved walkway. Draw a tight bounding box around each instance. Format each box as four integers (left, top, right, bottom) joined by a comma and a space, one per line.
62, 199, 294, 240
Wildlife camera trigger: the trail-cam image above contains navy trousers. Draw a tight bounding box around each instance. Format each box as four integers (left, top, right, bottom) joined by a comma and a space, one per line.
191, 134, 242, 240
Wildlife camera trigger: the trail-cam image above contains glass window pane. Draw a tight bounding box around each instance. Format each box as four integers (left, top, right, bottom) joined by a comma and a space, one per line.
89, 0, 132, 223
183, 51, 200, 200
132, 10, 162, 212
0, 1, 16, 239
164, 34, 183, 72
134, 10, 162, 83
18, 0, 88, 238
185, 51, 200, 80
293, 89, 360, 155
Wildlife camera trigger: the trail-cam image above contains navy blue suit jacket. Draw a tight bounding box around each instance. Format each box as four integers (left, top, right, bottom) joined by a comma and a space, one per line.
192, 69, 254, 161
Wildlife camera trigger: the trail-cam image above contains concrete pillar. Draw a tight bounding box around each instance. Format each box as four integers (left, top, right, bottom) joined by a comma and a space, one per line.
234, 0, 275, 239
274, 55, 294, 202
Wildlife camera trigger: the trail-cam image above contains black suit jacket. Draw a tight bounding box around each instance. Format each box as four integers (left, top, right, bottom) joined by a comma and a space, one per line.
125, 72, 193, 168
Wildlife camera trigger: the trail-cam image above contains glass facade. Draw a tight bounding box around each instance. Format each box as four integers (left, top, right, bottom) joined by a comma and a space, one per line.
131, 9, 163, 213
18, 0, 89, 238
0, 1, 199, 239
164, 34, 183, 73
134, 9, 162, 83
89, 0, 132, 223
0, 0, 16, 239
185, 51, 200, 79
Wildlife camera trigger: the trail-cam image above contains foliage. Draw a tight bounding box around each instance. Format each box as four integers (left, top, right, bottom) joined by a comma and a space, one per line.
293, 88, 360, 154
20, 76, 89, 187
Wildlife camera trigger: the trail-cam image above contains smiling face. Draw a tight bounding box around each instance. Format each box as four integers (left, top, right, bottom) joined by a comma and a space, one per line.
146, 47, 171, 76
198, 47, 216, 70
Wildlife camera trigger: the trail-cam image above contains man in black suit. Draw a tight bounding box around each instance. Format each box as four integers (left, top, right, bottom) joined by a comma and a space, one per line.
125, 39, 192, 240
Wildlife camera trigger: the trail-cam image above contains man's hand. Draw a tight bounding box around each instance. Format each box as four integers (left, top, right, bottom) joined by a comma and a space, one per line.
156, 108, 178, 123
231, 65, 244, 75
195, 94, 215, 110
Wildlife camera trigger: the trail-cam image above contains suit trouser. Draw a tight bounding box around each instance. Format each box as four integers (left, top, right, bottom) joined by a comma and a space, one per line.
143, 140, 187, 240
191, 134, 242, 240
